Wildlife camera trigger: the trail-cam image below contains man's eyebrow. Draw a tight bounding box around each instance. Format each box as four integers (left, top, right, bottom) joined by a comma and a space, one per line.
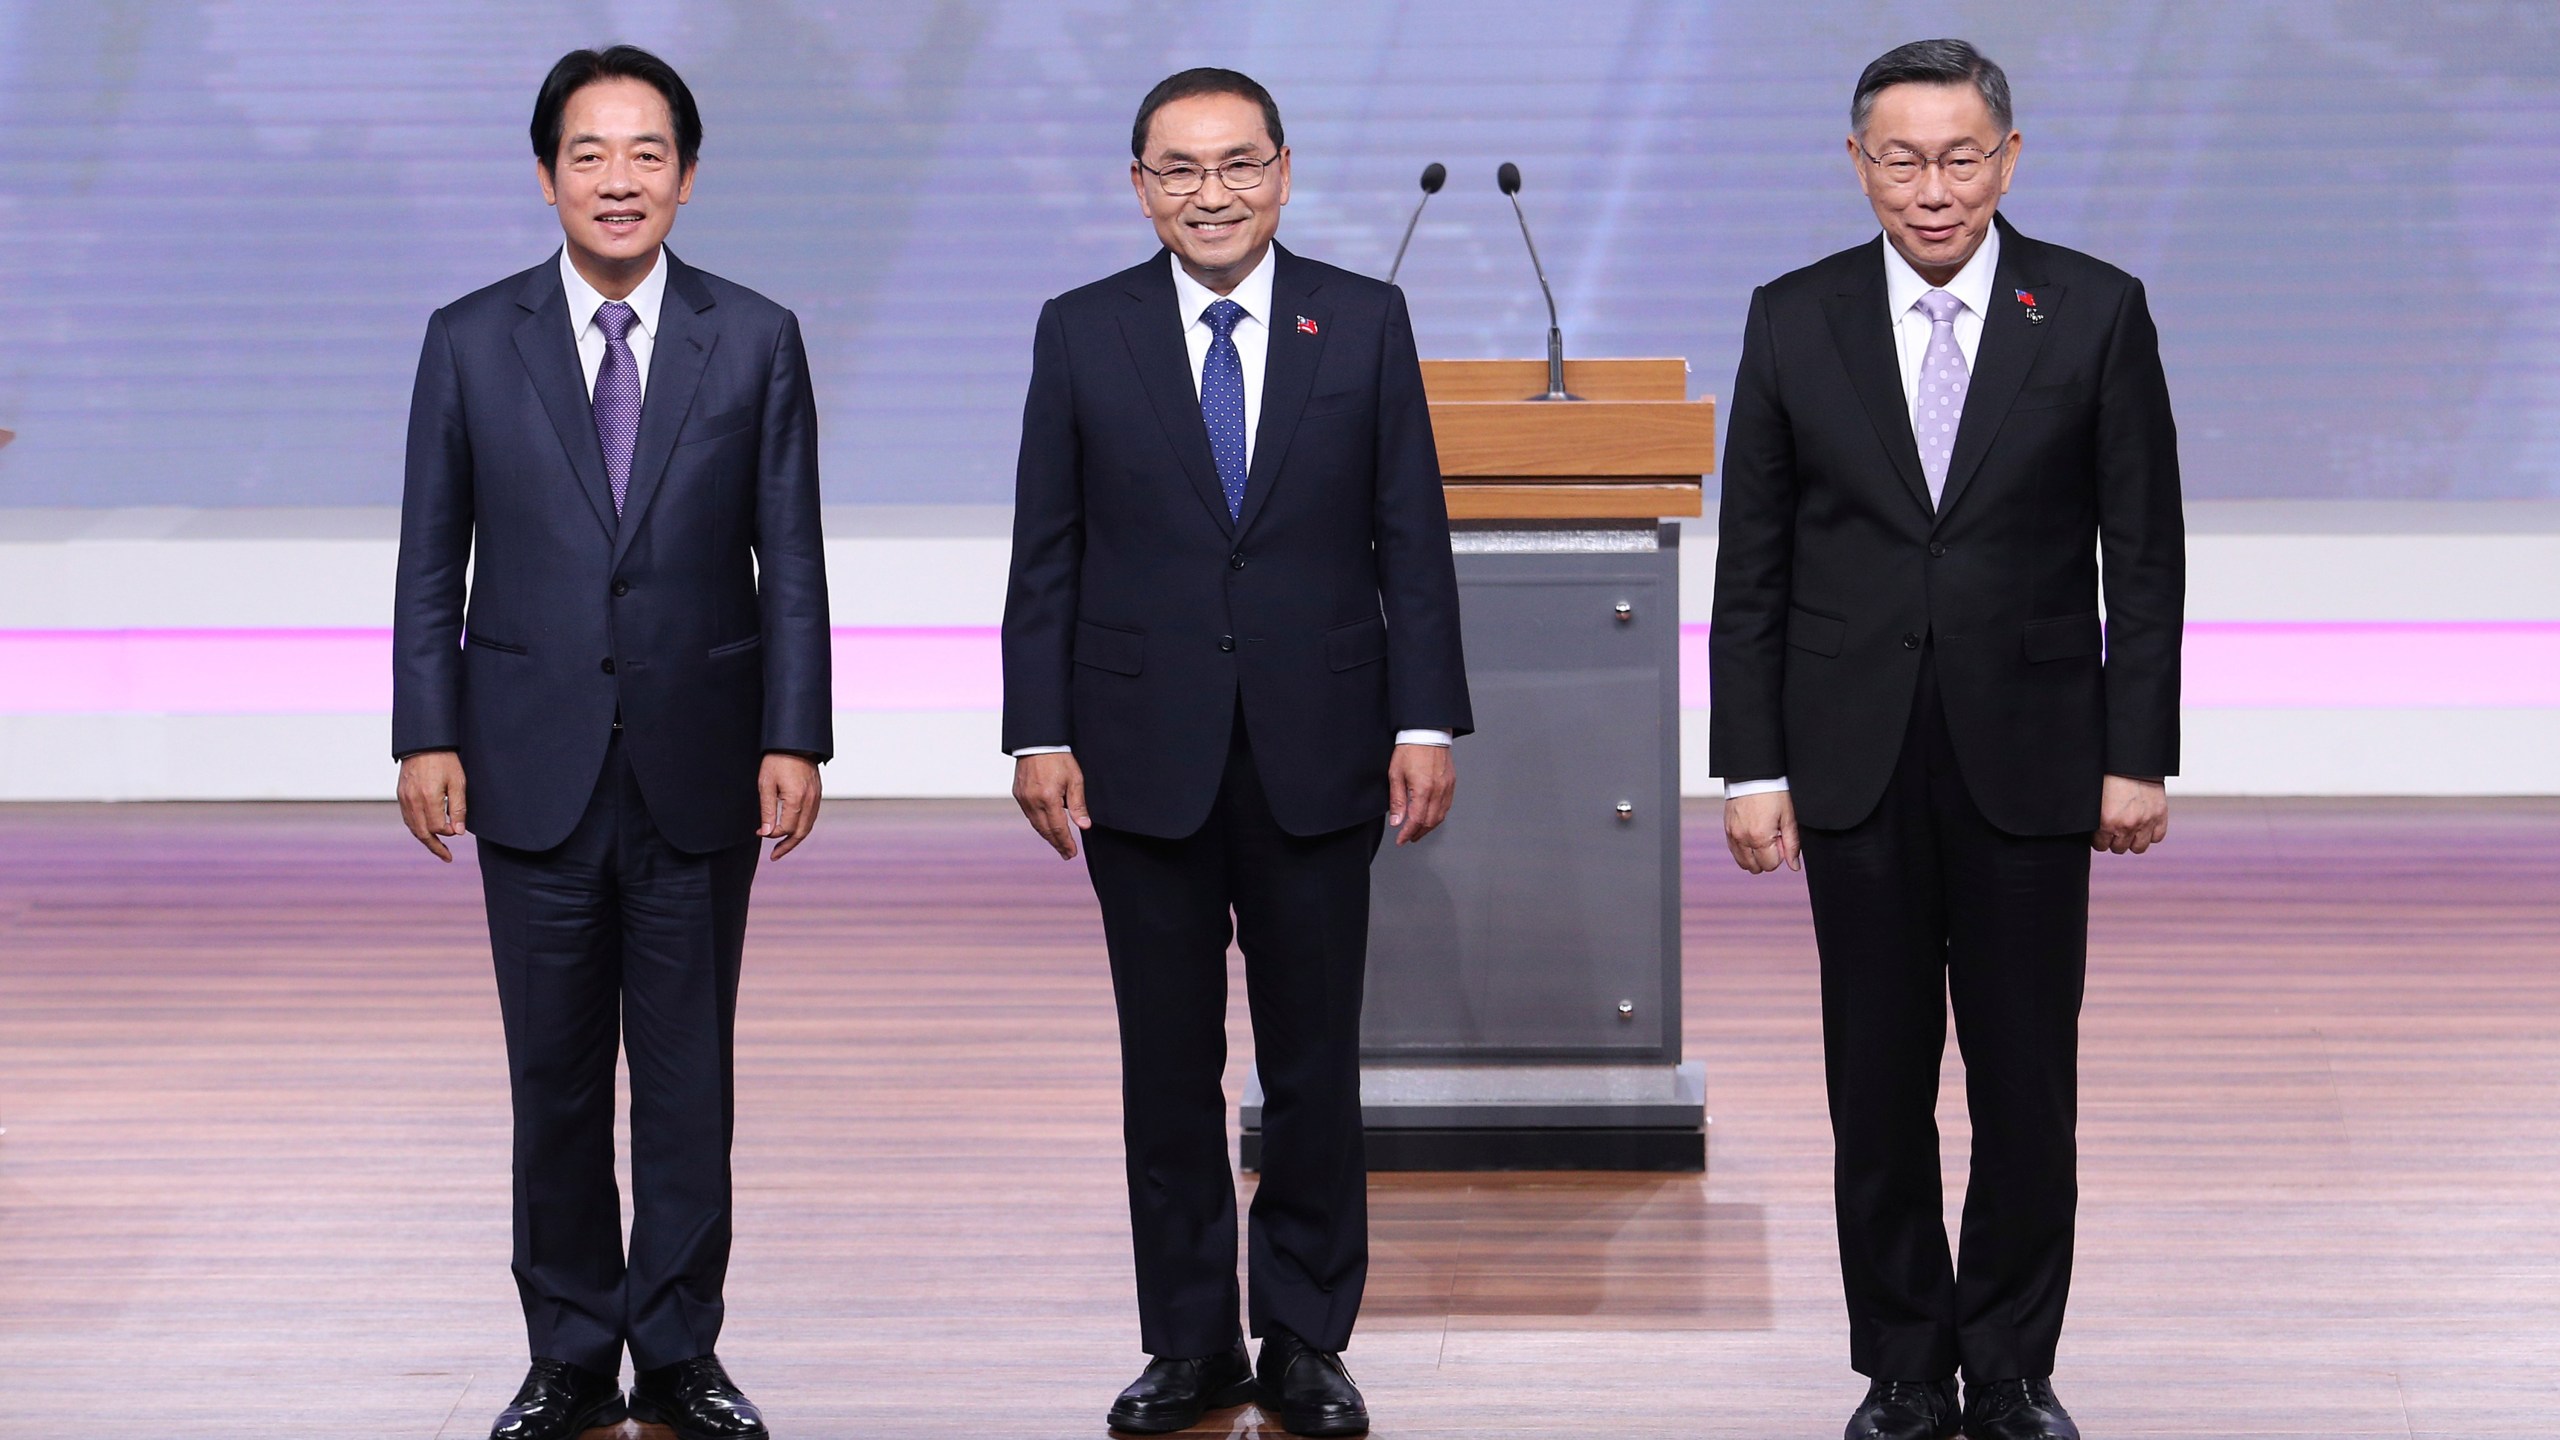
564, 130, 672, 149
1151, 140, 1268, 164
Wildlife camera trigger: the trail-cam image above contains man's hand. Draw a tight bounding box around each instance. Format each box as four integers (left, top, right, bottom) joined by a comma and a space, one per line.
1387, 743, 1456, 845
2093, 775, 2168, 854
1723, 789, 1800, 874
759, 753, 823, 859
397, 750, 468, 863
1013, 752, 1090, 860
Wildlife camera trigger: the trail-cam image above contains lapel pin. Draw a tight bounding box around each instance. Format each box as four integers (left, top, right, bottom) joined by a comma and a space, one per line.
2015, 289, 2046, 325
1296, 315, 1319, 336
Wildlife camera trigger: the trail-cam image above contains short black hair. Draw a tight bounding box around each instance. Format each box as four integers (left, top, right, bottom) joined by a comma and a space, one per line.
1130, 67, 1284, 160
531, 45, 703, 174
1851, 38, 2013, 136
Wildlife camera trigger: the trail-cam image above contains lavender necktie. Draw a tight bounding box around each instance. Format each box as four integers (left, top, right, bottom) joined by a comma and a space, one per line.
1913, 288, 1968, 507
1200, 298, 1248, 519
592, 300, 641, 516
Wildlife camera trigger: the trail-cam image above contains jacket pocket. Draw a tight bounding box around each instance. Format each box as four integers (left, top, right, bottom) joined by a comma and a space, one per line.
1326, 614, 1389, 671
676, 405, 755, 448
2011, 381, 2089, 413
1785, 606, 1845, 658
465, 631, 527, 655
1300, 388, 1371, 420
2023, 610, 2103, 662
1074, 619, 1145, 676
707, 633, 763, 659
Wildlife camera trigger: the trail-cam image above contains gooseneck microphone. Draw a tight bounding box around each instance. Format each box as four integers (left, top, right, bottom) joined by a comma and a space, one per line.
1386, 162, 1446, 287
1497, 162, 1579, 401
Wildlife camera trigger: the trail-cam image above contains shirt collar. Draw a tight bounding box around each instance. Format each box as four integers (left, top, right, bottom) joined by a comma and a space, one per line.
559, 244, 669, 339
1882, 222, 2000, 321
1169, 244, 1276, 332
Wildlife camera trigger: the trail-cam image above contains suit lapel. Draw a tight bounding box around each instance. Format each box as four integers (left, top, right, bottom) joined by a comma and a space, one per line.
1935, 224, 2055, 525
511, 260, 618, 536
1117, 253, 1234, 537
612, 250, 717, 568
1235, 245, 1325, 538
1822, 243, 1935, 520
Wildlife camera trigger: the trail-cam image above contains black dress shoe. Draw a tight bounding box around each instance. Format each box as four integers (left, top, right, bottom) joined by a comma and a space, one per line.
1254, 1329, 1369, 1437
489, 1358, 625, 1440
629, 1354, 770, 1439
1844, 1376, 1960, 1440
1963, 1376, 2080, 1440
1107, 1341, 1257, 1434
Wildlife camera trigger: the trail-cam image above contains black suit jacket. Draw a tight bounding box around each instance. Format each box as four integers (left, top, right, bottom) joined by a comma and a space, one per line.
393, 249, 832, 854
1001, 245, 1471, 839
1710, 216, 2184, 835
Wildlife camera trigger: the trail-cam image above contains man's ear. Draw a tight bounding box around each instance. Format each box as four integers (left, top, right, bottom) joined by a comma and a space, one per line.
536, 157, 558, 206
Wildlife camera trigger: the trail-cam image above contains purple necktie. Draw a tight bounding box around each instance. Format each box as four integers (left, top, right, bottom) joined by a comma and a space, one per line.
1913, 288, 1968, 507
592, 300, 641, 516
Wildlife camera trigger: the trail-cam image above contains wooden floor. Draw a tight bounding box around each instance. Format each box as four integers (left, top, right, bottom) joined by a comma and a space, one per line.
2, 798, 2556, 1438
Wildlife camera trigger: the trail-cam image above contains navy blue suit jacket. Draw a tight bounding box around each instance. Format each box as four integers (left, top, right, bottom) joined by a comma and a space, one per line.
393, 249, 832, 854
1002, 245, 1471, 839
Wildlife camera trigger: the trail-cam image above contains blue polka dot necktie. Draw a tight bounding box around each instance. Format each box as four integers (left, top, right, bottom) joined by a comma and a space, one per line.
1200, 298, 1248, 520
592, 300, 641, 516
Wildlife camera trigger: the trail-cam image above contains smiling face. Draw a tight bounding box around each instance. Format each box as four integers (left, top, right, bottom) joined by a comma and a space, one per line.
537, 76, 694, 298
1849, 80, 2020, 286
1131, 91, 1289, 294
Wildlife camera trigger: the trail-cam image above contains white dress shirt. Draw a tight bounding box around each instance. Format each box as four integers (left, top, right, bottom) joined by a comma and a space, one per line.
1013, 247, 1450, 758
1722, 229, 2000, 802
559, 244, 668, 401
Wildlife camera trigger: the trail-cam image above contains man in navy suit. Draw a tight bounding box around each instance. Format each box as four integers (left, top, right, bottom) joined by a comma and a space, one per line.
1002, 69, 1470, 1438
1711, 40, 2183, 1440
392, 46, 828, 1440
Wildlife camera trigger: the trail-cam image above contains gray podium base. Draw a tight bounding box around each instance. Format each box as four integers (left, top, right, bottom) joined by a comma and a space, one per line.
1238, 1062, 1705, 1172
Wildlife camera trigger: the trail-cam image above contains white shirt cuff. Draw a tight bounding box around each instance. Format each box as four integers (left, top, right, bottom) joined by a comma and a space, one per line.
1010, 745, 1072, 757
1395, 729, 1454, 747
1723, 776, 1790, 798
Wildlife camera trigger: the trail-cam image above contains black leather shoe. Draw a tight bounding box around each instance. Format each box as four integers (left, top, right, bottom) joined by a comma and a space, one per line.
1963, 1376, 2081, 1440
1106, 1341, 1257, 1434
629, 1355, 769, 1439
1844, 1376, 1960, 1440
1255, 1330, 1369, 1437
489, 1358, 625, 1440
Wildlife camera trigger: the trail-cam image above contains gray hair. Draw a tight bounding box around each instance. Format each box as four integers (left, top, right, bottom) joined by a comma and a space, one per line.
1851, 39, 2013, 136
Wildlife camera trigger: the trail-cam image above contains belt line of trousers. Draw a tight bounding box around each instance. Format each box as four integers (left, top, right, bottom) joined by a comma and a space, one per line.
475, 730, 759, 1374
1081, 711, 1385, 1357
1799, 646, 2091, 1382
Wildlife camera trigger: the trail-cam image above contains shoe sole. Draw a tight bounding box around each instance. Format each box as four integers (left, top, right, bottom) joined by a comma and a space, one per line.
1275, 1405, 1369, 1438
624, 1396, 769, 1440
1106, 1375, 1260, 1434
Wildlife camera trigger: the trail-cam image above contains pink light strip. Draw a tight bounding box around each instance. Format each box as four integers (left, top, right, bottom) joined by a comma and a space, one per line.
1674, 621, 2560, 710
0, 622, 2555, 717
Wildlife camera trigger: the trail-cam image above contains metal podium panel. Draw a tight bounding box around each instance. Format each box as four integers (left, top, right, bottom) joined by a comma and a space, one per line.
1363, 524, 1683, 1061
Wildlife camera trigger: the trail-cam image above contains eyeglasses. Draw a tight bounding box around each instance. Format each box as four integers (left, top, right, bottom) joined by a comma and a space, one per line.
1858, 137, 2010, 188
1137, 154, 1279, 197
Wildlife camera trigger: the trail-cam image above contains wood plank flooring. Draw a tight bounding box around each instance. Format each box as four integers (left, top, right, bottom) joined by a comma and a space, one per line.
1, 798, 2555, 1437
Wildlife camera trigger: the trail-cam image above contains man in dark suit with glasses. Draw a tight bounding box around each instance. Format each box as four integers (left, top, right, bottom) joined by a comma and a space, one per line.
1712, 39, 2185, 1440
1002, 67, 1470, 1439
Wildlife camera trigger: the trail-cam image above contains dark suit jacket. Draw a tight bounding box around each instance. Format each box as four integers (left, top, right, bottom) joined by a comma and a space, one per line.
393, 248, 832, 854
1001, 244, 1471, 839
1709, 216, 2184, 835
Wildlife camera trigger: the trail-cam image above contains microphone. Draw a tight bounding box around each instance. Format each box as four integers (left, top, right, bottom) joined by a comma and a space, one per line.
1496, 162, 1578, 400
1385, 162, 1446, 287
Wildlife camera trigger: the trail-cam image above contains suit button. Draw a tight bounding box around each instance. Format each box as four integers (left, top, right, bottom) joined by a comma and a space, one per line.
601, 657, 616, 674
1902, 633, 1922, 650
612, 580, 630, 596
1229, 553, 1246, 570
1219, 635, 1236, 653
1928, 543, 1946, 558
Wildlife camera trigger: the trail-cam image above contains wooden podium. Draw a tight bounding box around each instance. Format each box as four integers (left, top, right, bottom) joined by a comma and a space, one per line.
1242, 359, 1716, 1171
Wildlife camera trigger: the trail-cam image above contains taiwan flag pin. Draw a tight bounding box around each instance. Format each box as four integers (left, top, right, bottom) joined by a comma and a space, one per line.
2015, 289, 2046, 325
1296, 315, 1320, 336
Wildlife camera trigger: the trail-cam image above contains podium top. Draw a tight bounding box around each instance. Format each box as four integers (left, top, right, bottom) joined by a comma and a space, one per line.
1420, 357, 1688, 403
